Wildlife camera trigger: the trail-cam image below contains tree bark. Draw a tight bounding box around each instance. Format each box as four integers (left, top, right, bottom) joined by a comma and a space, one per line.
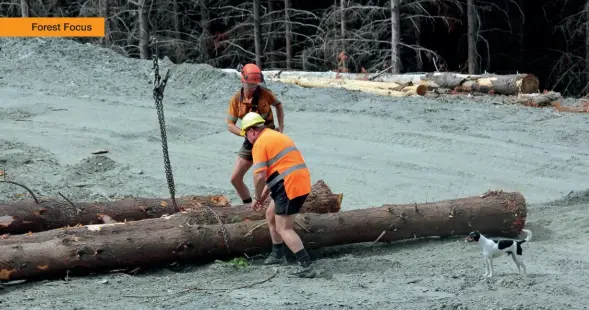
415, 18, 423, 72
171, 0, 185, 62
235, 70, 540, 95
0, 190, 526, 282
273, 76, 427, 96
284, 0, 292, 70
199, 0, 212, 62
340, 0, 345, 41
99, 0, 109, 46
267, 0, 277, 67
508, 91, 562, 107
137, 0, 150, 59
390, 0, 401, 74
0, 181, 341, 235
20, 0, 29, 17
467, 0, 477, 74
585, 0, 589, 94
253, 0, 263, 68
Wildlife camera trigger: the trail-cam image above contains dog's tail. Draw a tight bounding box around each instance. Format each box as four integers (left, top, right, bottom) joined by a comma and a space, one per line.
519, 229, 532, 244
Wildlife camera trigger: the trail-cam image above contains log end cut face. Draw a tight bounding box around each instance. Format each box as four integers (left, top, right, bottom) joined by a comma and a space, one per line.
520, 75, 540, 94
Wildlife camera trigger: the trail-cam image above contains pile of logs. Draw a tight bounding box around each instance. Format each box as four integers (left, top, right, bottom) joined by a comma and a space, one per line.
220, 68, 542, 98
0, 180, 527, 282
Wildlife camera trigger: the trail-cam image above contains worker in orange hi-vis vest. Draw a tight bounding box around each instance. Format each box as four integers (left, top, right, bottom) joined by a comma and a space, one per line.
241, 112, 319, 278
225, 63, 285, 205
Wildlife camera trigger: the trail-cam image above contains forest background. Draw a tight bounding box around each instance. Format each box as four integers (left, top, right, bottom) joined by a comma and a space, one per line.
2, 0, 588, 96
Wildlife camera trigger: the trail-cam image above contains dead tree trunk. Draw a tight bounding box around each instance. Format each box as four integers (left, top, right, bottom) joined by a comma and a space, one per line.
390, 0, 401, 73
137, 0, 150, 59
585, 0, 589, 94
467, 0, 477, 74
199, 0, 212, 62
340, 0, 345, 40
284, 0, 292, 70
267, 0, 277, 67
171, 0, 184, 62
415, 18, 423, 71
253, 0, 263, 68
20, 0, 29, 17
0, 190, 526, 282
513, 0, 524, 72
0, 181, 341, 235
99, 0, 109, 46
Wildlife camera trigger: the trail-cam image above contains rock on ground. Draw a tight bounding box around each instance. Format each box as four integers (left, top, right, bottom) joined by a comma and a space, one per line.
1, 38, 589, 309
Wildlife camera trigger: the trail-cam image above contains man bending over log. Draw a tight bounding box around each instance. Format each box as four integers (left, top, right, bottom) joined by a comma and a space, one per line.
226, 63, 285, 205
241, 112, 318, 278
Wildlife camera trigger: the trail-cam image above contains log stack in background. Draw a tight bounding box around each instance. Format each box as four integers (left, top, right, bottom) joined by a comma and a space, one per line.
220, 68, 541, 98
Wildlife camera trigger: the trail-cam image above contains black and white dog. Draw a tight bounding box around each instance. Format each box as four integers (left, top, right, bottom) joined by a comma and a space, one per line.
466, 229, 532, 278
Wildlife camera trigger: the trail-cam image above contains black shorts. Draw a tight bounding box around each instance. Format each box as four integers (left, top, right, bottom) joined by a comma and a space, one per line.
237, 137, 253, 161
270, 181, 309, 215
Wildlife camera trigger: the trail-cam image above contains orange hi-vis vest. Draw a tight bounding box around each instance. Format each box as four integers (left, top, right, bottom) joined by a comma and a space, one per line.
251, 128, 311, 199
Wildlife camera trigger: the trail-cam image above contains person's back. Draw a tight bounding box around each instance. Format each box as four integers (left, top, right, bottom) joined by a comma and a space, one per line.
252, 128, 311, 200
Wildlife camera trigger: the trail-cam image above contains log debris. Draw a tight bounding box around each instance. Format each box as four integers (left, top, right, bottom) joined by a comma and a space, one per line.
0, 180, 342, 235
0, 190, 526, 282
220, 69, 539, 95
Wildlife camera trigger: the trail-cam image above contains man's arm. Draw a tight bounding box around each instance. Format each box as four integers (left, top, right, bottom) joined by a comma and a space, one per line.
253, 170, 267, 200
267, 90, 285, 132
274, 103, 284, 132
226, 97, 243, 136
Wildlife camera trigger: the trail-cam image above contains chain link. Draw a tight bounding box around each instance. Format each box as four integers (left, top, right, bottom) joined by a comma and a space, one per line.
150, 38, 177, 212
150, 38, 230, 255
202, 204, 230, 254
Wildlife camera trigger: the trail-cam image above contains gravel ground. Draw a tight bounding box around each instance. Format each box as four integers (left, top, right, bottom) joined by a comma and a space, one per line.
1, 38, 589, 310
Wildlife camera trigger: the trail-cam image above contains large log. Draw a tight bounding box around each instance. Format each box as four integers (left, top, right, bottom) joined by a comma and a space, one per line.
0, 180, 342, 235
220, 69, 540, 95
506, 91, 562, 107
0, 190, 526, 282
273, 77, 427, 97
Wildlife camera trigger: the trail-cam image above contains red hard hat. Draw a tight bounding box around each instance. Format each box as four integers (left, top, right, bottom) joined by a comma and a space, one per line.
240, 63, 263, 84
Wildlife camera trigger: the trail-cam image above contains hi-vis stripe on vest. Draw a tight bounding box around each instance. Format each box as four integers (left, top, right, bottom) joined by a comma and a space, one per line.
252, 145, 307, 187
251, 129, 311, 198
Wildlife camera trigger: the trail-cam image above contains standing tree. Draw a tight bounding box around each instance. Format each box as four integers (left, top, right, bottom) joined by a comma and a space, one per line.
467, 0, 477, 74
284, 0, 293, 69
253, 0, 263, 67
137, 0, 150, 59
99, 0, 109, 46
390, 0, 401, 73
20, 0, 29, 16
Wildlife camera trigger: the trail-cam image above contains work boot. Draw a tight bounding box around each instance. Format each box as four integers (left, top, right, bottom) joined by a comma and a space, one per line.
263, 254, 286, 265
287, 263, 319, 278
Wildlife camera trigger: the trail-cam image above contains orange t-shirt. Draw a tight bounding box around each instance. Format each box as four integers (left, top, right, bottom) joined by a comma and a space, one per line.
226, 86, 281, 128
252, 128, 311, 199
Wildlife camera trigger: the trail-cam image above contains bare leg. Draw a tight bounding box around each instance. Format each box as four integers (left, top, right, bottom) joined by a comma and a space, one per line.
265, 200, 283, 244
275, 214, 304, 254
263, 200, 287, 265
229, 157, 252, 201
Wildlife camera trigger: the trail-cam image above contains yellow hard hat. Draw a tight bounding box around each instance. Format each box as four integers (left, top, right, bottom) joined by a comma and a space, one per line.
240, 112, 265, 136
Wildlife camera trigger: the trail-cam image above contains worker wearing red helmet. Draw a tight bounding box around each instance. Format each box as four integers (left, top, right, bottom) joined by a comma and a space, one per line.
226, 63, 285, 204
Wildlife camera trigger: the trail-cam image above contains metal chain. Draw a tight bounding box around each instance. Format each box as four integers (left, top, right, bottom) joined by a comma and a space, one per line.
150, 38, 177, 213
150, 38, 230, 254
202, 203, 230, 255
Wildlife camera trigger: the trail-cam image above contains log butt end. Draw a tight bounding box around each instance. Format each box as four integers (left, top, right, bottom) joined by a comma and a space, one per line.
520, 74, 540, 94
415, 84, 427, 96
